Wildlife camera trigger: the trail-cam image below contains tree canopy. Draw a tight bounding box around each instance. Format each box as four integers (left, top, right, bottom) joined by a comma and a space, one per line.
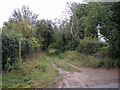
9, 5, 38, 26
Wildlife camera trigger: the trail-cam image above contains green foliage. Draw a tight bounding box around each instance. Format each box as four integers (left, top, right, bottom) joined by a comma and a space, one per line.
76, 2, 113, 38
2, 52, 62, 88
21, 39, 34, 58
48, 49, 59, 55
0, 74, 2, 89
2, 34, 36, 70
9, 5, 38, 25
51, 55, 80, 72
77, 38, 107, 55
68, 2, 120, 58
30, 37, 40, 48
2, 3, 120, 88
64, 51, 120, 68
108, 44, 120, 58
4, 58, 15, 72
51, 28, 72, 52
99, 47, 109, 57
3, 20, 35, 39
71, 4, 87, 38
2, 6, 39, 70
36, 20, 53, 50
65, 38, 79, 51
2, 35, 19, 70
58, 53, 65, 59
54, 49, 63, 55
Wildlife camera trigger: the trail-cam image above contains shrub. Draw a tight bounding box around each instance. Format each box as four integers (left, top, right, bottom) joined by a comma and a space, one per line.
58, 53, 65, 59
21, 39, 34, 58
48, 49, 60, 55
107, 44, 120, 59
2, 35, 35, 70
65, 38, 79, 51
99, 47, 109, 57
99, 43, 120, 59
54, 49, 63, 55
77, 39, 107, 55
2, 35, 19, 70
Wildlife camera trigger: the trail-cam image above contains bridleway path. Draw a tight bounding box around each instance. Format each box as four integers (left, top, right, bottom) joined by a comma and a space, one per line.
50, 59, 118, 88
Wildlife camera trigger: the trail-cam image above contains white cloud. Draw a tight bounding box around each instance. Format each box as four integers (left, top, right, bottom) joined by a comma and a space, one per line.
0, 0, 83, 27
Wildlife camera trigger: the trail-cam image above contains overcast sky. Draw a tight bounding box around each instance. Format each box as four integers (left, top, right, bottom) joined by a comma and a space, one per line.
0, 0, 84, 28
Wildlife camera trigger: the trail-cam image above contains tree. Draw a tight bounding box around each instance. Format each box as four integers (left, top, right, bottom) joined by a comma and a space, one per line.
9, 5, 38, 26
77, 2, 120, 58
36, 19, 54, 50
65, 2, 86, 38
2, 20, 35, 39
66, 2, 120, 58
100, 2, 120, 58
87, 2, 120, 58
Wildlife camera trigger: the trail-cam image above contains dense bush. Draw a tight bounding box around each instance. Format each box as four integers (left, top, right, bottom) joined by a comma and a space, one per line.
52, 33, 67, 52
2, 35, 19, 70
107, 44, 120, 59
58, 53, 65, 59
2, 35, 35, 70
65, 38, 79, 51
36, 20, 54, 51
99, 47, 109, 57
21, 39, 34, 58
77, 39, 107, 55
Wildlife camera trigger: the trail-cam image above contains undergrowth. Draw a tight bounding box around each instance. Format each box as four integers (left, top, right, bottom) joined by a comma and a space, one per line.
63, 50, 119, 68
0, 73, 2, 89
2, 50, 119, 88
2, 51, 62, 88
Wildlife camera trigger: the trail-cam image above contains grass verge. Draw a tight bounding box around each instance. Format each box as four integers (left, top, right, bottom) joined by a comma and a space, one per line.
2, 51, 62, 88
51, 55, 81, 72
63, 50, 119, 68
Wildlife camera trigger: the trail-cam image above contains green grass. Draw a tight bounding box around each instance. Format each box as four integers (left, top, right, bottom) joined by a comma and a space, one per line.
51, 55, 81, 72
2, 52, 62, 88
3, 50, 118, 88
63, 50, 119, 68
0, 73, 2, 89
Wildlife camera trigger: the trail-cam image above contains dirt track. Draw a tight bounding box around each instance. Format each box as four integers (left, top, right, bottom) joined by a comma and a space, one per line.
50, 60, 118, 88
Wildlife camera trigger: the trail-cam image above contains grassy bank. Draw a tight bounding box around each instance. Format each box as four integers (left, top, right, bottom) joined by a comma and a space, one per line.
51, 55, 80, 72
62, 51, 119, 68
2, 52, 62, 88
0, 73, 2, 89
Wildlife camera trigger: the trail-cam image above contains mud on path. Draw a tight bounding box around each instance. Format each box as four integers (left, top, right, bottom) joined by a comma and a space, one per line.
50, 60, 118, 88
